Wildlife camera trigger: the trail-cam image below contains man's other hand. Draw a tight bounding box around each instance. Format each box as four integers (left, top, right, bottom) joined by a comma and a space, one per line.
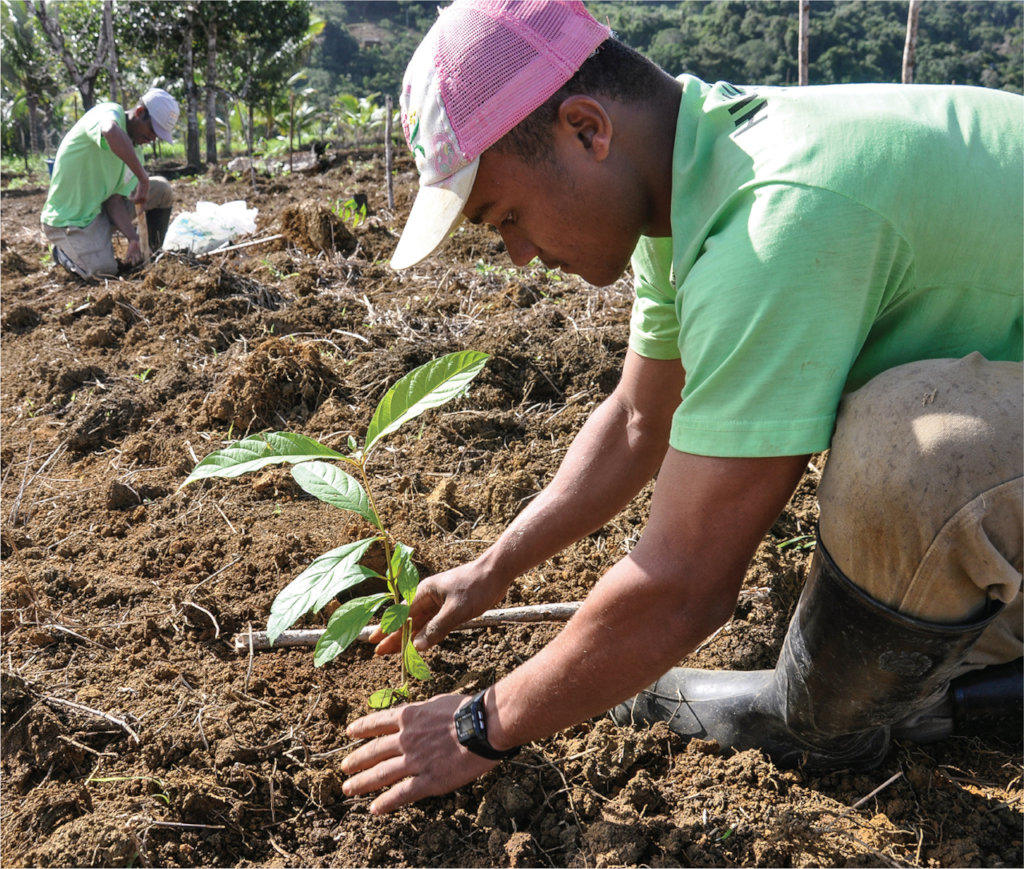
341, 693, 499, 814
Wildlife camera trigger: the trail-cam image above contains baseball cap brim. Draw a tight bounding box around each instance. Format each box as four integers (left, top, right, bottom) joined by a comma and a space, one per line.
151, 119, 174, 144
390, 158, 479, 269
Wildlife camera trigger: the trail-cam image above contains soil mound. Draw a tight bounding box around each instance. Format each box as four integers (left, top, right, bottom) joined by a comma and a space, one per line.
279, 199, 357, 256
200, 336, 340, 432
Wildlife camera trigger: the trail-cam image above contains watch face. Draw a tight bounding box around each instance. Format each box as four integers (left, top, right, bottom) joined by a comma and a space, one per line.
454, 706, 475, 743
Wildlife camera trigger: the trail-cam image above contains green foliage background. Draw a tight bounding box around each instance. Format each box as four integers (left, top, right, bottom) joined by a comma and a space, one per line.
3, 0, 1020, 162
312, 1, 1022, 96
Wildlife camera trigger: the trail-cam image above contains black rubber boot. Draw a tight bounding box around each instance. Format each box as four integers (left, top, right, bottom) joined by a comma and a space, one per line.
892, 657, 1024, 743
146, 206, 172, 251
610, 537, 1004, 770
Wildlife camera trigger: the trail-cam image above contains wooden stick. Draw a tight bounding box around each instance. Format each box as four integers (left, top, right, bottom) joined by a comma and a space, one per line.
194, 234, 284, 257
233, 601, 583, 653
136, 203, 150, 264
42, 695, 141, 744
385, 95, 395, 210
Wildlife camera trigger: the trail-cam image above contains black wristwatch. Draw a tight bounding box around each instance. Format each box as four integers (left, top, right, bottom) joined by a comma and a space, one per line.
454, 689, 521, 761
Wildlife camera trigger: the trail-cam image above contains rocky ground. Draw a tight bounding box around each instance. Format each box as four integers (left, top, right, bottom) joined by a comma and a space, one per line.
1, 147, 1021, 867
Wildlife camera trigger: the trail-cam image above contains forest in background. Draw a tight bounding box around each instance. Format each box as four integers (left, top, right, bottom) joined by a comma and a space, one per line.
2, 0, 1021, 167
313, 0, 1022, 95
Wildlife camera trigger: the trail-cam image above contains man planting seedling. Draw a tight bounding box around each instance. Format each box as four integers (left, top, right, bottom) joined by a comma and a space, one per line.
341, 0, 1022, 815
42, 87, 179, 280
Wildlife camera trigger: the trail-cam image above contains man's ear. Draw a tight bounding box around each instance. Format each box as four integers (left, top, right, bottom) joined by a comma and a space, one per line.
557, 95, 612, 161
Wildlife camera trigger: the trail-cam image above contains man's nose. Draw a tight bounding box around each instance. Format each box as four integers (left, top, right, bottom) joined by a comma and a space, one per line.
500, 227, 540, 267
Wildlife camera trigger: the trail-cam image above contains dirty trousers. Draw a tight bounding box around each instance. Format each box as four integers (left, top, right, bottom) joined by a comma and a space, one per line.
42, 176, 174, 279
817, 353, 1023, 676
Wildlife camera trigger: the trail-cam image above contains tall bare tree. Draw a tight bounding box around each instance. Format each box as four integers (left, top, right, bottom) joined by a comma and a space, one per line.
902, 0, 921, 84
204, 11, 218, 164
31, 0, 112, 110
798, 0, 809, 86
180, 3, 201, 167
102, 0, 121, 104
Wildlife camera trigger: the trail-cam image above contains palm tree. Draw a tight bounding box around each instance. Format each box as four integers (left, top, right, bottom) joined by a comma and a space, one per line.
1, 0, 60, 155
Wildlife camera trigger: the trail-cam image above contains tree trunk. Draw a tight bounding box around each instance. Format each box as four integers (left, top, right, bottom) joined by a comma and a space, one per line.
224, 102, 232, 157
247, 103, 254, 160
798, 0, 810, 86
32, 0, 108, 110
182, 11, 201, 168
247, 101, 257, 193
26, 93, 41, 154
205, 16, 218, 164
902, 0, 921, 85
103, 0, 120, 104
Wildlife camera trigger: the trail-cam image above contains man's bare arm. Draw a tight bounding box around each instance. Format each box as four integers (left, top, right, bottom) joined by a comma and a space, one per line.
343, 446, 809, 813
372, 348, 686, 654
101, 119, 149, 204
484, 448, 810, 749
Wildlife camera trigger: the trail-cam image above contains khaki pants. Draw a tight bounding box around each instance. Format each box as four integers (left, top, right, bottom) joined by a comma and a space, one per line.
818, 353, 1023, 676
42, 176, 173, 279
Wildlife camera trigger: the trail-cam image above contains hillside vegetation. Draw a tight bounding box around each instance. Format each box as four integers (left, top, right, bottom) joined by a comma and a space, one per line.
311, 0, 1022, 97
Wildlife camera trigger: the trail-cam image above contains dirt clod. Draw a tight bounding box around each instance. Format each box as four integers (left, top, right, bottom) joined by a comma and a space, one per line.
279, 199, 357, 255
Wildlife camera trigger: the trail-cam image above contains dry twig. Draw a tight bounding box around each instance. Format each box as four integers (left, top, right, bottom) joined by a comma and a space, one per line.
41, 694, 140, 744
233, 601, 584, 653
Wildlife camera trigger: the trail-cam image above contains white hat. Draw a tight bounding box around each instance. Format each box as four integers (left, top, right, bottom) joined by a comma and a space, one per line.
390, 0, 610, 270
141, 88, 180, 144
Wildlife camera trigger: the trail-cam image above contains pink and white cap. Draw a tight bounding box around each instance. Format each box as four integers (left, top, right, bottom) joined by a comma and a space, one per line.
390, 0, 611, 269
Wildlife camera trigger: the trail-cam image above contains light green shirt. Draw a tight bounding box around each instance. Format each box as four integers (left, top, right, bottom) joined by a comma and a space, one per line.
41, 103, 140, 228
630, 77, 1023, 458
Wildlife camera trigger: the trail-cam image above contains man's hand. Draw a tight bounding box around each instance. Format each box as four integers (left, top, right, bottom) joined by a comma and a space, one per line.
369, 561, 510, 656
124, 239, 144, 266
369, 351, 685, 658
341, 693, 498, 814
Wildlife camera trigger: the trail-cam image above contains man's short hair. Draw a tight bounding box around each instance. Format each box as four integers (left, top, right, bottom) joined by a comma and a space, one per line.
494, 38, 667, 163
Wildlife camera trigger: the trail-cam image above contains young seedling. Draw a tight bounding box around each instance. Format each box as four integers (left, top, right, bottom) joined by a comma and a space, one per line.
332, 196, 368, 228
182, 350, 489, 707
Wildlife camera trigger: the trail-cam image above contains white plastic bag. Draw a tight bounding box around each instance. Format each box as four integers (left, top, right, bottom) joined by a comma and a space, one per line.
162, 200, 259, 254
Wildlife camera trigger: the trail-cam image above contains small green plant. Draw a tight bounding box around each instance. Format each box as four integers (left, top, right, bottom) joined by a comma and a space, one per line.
182, 350, 489, 707
260, 257, 298, 280
332, 196, 367, 228
134, 368, 153, 382
87, 775, 170, 805
777, 534, 816, 551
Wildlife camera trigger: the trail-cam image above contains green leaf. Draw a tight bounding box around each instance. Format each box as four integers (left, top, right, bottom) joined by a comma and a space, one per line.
379, 603, 409, 635
266, 536, 379, 643
290, 461, 380, 528
389, 542, 420, 604
403, 640, 431, 681
368, 685, 409, 709
364, 351, 489, 455
313, 593, 391, 667
182, 431, 345, 486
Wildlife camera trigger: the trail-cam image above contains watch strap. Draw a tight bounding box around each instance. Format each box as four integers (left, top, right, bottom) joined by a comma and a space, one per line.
454, 689, 521, 761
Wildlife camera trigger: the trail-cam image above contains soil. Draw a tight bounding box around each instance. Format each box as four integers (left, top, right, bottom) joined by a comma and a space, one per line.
2, 148, 1021, 869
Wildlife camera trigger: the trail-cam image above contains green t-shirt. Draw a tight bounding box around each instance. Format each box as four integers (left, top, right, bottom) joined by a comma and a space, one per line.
41, 103, 140, 228
630, 77, 1023, 458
